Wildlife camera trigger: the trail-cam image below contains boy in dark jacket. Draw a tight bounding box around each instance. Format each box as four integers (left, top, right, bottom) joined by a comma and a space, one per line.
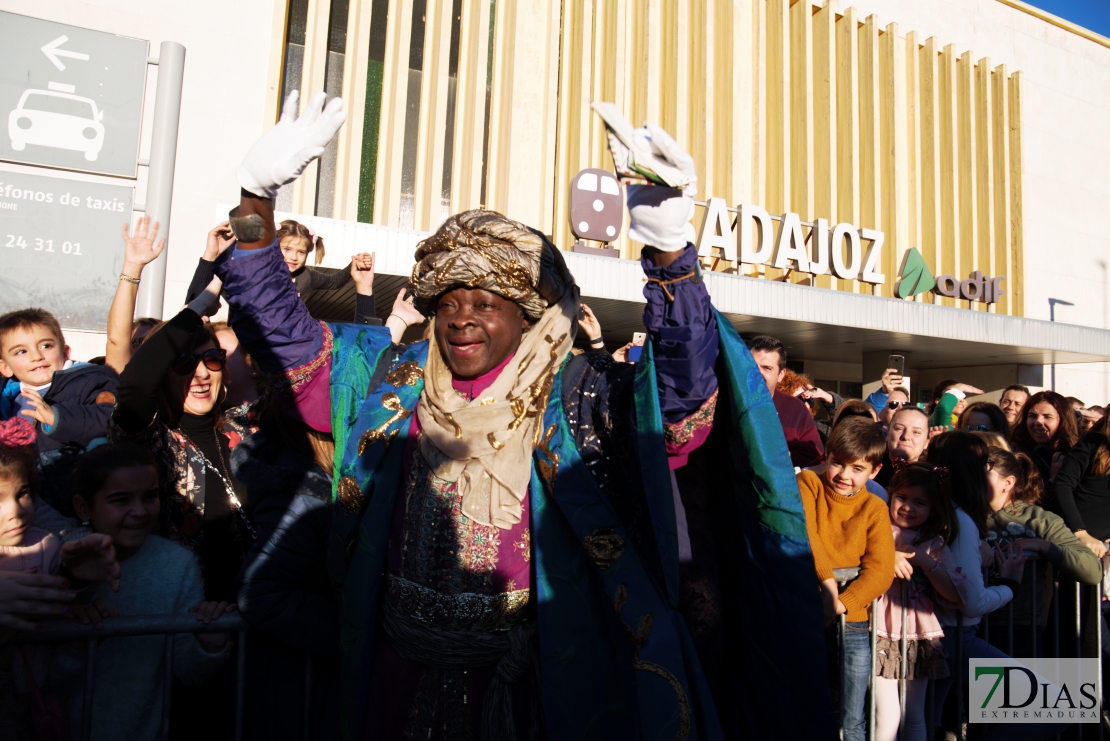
0, 308, 119, 508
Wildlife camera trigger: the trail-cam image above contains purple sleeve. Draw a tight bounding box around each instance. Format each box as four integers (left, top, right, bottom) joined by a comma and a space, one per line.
214, 241, 323, 373
642, 243, 719, 426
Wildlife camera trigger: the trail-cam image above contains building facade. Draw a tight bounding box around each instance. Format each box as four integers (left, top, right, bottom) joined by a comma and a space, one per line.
3, 0, 1109, 402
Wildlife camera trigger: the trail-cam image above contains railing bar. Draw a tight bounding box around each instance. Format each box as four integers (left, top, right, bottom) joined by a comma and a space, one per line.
869, 599, 877, 741
956, 612, 965, 741
926, 674, 935, 741
1031, 567, 1038, 658
1055, 579, 1061, 741
899, 582, 908, 741
235, 629, 247, 741
1008, 600, 1015, 657
161, 632, 174, 740
839, 612, 846, 741
14, 612, 248, 642
1097, 581, 1104, 741
80, 638, 96, 741
1079, 581, 1085, 741
304, 654, 313, 741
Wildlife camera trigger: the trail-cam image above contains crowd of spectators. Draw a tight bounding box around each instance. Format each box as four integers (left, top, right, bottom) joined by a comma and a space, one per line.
0, 184, 1106, 741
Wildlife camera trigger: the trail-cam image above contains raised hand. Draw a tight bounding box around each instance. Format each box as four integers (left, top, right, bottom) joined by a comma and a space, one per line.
880, 368, 904, 394
203, 220, 235, 261
351, 252, 375, 295
59, 534, 121, 592
625, 123, 698, 253
389, 288, 425, 328
578, 304, 602, 342
121, 215, 165, 277
187, 277, 223, 319
236, 90, 348, 199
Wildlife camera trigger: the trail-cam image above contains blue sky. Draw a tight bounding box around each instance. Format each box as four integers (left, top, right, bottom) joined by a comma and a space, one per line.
1023, 0, 1110, 38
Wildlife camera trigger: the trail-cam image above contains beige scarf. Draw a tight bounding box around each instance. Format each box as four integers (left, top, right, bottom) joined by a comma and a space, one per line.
415, 292, 576, 529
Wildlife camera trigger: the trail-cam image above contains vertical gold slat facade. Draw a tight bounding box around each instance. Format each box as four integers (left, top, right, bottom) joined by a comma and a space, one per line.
1008, 71, 1024, 316
812, 2, 836, 291
280, 0, 1025, 316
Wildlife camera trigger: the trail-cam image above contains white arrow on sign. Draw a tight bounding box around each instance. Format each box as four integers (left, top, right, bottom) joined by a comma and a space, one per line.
41, 35, 90, 71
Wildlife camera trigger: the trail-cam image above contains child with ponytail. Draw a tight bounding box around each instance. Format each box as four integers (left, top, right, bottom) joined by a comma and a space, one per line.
873, 463, 966, 741
984, 446, 1102, 657
276, 220, 354, 297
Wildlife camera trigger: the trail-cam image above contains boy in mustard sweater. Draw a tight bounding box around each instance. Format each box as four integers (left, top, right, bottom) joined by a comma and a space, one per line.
797, 416, 894, 741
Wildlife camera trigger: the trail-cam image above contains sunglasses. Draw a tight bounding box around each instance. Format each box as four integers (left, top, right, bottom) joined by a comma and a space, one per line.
965, 424, 990, 431
172, 347, 227, 376
886, 400, 909, 410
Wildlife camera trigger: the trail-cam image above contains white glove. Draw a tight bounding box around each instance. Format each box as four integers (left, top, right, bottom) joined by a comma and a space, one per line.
236, 90, 348, 199
625, 123, 698, 252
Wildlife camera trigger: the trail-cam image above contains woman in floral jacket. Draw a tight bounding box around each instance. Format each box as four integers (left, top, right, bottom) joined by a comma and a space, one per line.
109, 286, 258, 603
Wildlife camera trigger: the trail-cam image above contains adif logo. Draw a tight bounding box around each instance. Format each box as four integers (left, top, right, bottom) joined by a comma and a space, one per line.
896, 247, 934, 298
970, 659, 1100, 724
896, 248, 1007, 304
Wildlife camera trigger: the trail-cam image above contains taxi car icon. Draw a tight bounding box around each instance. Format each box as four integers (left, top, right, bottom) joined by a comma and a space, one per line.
9, 89, 105, 162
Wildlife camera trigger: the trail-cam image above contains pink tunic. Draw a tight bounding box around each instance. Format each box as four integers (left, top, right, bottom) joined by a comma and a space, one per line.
365, 356, 534, 740
874, 526, 946, 641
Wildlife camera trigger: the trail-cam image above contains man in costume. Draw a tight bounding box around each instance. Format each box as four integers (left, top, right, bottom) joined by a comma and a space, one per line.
218, 91, 835, 739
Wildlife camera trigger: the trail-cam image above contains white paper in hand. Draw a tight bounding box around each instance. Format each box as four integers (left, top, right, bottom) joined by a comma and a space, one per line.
237, 90, 348, 199
591, 101, 693, 190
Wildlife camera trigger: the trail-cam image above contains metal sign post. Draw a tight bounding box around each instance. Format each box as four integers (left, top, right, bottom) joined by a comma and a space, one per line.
0, 12, 184, 324
134, 41, 185, 320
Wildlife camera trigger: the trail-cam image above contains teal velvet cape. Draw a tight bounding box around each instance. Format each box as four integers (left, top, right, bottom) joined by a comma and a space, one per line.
324, 312, 835, 740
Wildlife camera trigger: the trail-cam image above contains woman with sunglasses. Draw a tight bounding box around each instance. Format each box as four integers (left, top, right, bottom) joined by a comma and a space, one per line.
110, 281, 255, 602
108, 282, 252, 738
957, 401, 1011, 440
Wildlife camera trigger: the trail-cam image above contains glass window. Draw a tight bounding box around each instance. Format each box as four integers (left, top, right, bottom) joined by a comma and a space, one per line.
398, 0, 428, 229
314, 0, 350, 219
357, 0, 391, 223
275, 0, 310, 213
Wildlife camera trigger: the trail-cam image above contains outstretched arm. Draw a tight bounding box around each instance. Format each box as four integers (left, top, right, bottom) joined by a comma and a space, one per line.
626, 123, 719, 465
215, 91, 348, 433
105, 216, 165, 373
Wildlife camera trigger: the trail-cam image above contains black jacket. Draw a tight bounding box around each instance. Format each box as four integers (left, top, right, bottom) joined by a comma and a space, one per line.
1054, 431, 1110, 539
38, 363, 119, 452
233, 430, 339, 740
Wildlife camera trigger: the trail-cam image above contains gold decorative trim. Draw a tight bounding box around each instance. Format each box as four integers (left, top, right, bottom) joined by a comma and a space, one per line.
664, 389, 718, 446
337, 476, 365, 516
535, 424, 559, 491
583, 527, 624, 570
612, 583, 690, 740
385, 360, 424, 388
259, 322, 334, 394
357, 392, 413, 456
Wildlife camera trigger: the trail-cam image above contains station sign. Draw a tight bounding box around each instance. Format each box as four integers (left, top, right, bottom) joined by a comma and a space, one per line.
0, 11, 148, 177
697, 197, 886, 284
0, 169, 133, 330
696, 198, 1006, 305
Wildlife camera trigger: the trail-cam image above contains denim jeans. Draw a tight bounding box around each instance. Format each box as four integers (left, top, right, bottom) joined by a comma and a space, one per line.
933, 624, 1070, 741
841, 621, 871, 741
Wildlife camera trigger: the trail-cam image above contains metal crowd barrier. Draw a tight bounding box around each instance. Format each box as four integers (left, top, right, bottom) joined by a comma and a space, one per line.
834, 563, 1107, 741
13, 612, 273, 741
